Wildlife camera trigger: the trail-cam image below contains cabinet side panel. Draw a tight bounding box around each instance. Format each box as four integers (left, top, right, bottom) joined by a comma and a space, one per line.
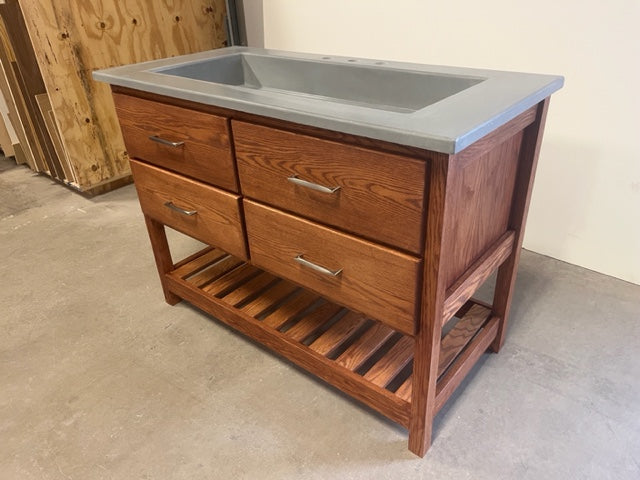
443, 130, 524, 288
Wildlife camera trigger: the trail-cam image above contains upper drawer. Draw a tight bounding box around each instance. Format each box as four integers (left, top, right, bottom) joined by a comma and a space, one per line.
130, 160, 247, 260
114, 93, 238, 192
233, 121, 426, 254
244, 200, 420, 336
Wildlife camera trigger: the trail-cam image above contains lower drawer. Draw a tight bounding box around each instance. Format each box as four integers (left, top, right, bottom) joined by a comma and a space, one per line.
243, 200, 420, 335
130, 160, 248, 260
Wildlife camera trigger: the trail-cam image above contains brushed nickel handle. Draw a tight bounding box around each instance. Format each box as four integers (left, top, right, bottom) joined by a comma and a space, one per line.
287, 175, 341, 194
164, 201, 197, 216
149, 135, 185, 147
294, 254, 342, 277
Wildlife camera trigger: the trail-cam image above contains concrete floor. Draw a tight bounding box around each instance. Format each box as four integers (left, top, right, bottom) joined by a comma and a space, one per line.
1, 157, 639, 480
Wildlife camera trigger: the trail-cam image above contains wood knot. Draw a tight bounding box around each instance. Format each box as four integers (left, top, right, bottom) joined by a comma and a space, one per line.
174, 15, 181, 22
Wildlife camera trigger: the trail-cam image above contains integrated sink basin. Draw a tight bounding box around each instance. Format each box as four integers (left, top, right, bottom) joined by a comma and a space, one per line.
151, 53, 485, 113
93, 46, 564, 153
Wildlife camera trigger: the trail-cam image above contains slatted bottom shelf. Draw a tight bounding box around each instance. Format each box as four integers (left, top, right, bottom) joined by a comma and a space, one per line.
165, 247, 497, 427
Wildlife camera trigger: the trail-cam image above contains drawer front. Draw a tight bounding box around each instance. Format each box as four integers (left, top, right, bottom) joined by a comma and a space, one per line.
114, 93, 238, 191
233, 121, 426, 254
244, 200, 420, 335
130, 160, 247, 260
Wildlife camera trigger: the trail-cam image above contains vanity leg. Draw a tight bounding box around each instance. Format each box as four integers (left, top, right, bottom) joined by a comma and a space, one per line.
409, 154, 453, 457
491, 99, 549, 352
143, 214, 181, 305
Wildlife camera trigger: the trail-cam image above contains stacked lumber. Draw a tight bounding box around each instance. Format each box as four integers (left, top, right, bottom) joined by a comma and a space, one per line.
0, 0, 227, 194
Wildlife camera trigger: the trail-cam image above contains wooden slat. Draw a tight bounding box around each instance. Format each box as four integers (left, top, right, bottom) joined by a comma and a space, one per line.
0, 3, 62, 178
395, 302, 491, 402
395, 376, 413, 402
240, 280, 299, 318
187, 256, 243, 288
309, 311, 368, 357
285, 302, 344, 342
35, 92, 75, 182
220, 271, 278, 307
165, 273, 412, 427
438, 304, 490, 375
172, 247, 224, 278
434, 316, 499, 415
442, 231, 514, 324
336, 323, 394, 371
261, 290, 319, 330
203, 264, 260, 297
363, 336, 414, 388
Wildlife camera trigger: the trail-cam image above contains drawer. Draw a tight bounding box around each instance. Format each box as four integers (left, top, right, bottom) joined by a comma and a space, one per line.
114, 93, 238, 191
130, 160, 247, 260
244, 200, 420, 335
233, 121, 426, 254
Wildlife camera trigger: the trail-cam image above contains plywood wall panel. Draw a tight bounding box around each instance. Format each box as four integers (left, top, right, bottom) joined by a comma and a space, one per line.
18, 0, 227, 191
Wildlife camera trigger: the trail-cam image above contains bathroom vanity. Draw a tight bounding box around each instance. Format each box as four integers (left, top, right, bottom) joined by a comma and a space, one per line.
94, 47, 563, 456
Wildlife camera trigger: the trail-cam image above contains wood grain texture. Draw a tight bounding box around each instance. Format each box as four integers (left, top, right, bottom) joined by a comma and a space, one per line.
335, 323, 395, 371
0, 15, 42, 171
454, 106, 536, 169
442, 230, 515, 324
438, 304, 490, 375
285, 302, 344, 342
233, 120, 427, 253
244, 200, 421, 335
221, 271, 277, 307
202, 264, 259, 297
130, 159, 247, 259
409, 152, 453, 457
363, 336, 414, 388
0, 1, 62, 178
112, 85, 436, 160
172, 247, 223, 278
188, 255, 243, 288
18, 0, 227, 190
35, 93, 75, 182
115, 93, 237, 191
165, 272, 412, 427
442, 131, 523, 288
384, 301, 491, 402
262, 290, 319, 330
309, 311, 368, 357
240, 280, 299, 318
492, 99, 550, 352
143, 215, 180, 305
434, 316, 499, 415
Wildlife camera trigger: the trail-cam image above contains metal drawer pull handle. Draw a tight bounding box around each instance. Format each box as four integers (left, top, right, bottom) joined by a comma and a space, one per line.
164, 201, 197, 216
148, 135, 185, 147
287, 175, 341, 194
294, 254, 343, 277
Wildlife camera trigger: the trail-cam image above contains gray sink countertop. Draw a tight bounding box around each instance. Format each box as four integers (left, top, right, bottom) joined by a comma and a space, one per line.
93, 46, 564, 154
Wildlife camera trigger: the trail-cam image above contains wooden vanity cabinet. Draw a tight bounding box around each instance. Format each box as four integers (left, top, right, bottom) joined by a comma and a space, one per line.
112, 86, 549, 457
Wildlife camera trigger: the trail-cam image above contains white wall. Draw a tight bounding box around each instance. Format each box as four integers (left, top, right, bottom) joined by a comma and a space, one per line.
259, 0, 640, 285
